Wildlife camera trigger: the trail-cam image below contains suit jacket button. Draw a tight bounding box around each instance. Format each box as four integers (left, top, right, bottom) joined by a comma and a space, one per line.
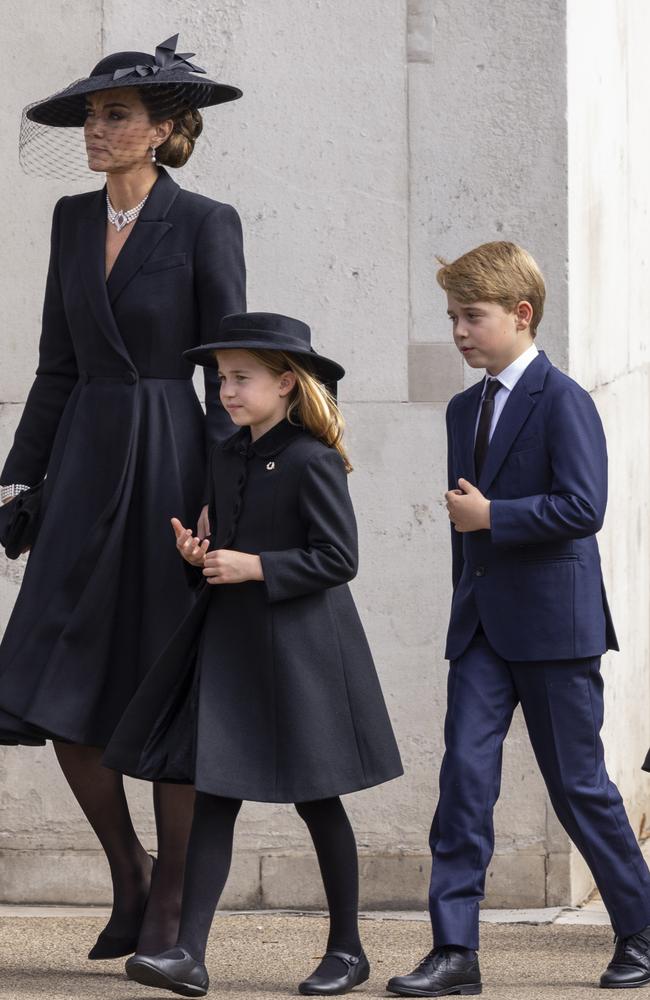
124, 371, 138, 385
475, 566, 485, 577
79, 370, 89, 384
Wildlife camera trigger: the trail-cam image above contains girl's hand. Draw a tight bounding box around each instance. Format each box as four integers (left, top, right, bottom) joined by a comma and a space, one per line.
197, 504, 210, 541
171, 517, 210, 567
203, 549, 264, 585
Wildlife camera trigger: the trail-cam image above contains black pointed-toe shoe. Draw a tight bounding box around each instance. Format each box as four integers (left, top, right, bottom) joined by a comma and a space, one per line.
125, 948, 209, 997
88, 855, 157, 960
600, 925, 650, 989
88, 930, 141, 961
387, 947, 482, 997
298, 949, 370, 995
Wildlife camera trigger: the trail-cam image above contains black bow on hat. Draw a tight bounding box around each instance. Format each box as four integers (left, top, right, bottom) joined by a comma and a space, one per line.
112, 34, 206, 81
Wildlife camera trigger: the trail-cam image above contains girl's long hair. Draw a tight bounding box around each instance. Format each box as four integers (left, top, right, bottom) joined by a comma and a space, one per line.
246, 349, 353, 472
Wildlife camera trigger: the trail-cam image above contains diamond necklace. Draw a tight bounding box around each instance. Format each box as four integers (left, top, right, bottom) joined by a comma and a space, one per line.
106, 191, 149, 232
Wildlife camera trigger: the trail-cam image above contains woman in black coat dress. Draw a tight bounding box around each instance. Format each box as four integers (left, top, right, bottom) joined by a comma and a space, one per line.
104, 312, 403, 997
0, 36, 245, 958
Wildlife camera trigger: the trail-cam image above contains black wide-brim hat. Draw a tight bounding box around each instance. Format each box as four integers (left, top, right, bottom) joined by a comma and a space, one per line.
26, 34, 241, 127
184, 313, 346, 384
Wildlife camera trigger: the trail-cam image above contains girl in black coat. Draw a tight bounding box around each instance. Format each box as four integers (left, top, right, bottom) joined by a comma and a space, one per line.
104, 312, 403, 997
0, 37, 245, 959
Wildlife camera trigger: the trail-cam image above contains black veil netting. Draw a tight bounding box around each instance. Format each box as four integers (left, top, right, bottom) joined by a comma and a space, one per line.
18, 34, 241, 181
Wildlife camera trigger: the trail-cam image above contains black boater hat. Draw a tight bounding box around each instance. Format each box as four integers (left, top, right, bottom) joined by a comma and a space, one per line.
26, 34, 241, 127
184, 313, 346, 385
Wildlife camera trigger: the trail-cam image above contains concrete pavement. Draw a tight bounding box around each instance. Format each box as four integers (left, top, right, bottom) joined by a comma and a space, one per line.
0, 910, 623, 1000
2, 845, 646, 1000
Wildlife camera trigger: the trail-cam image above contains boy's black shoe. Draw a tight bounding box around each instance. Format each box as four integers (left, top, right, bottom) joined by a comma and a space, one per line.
600, 925, 650, 989
387, 947, 482, 996
125, 947, 209, 997
298, 949, 370, 995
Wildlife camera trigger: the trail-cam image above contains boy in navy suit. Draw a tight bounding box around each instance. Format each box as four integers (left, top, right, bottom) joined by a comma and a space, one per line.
388, 242, 650, 995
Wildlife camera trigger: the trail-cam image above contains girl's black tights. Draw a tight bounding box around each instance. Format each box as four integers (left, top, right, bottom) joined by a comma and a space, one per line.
176, 793, 361, 963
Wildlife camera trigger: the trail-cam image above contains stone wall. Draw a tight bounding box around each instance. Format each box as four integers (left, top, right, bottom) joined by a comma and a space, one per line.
0, 0, 648, 909
566, 0, 650, 904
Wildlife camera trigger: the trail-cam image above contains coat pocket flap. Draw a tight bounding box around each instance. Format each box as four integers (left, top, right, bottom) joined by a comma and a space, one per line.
510, 433, 543, 454
141, 253, 187, 274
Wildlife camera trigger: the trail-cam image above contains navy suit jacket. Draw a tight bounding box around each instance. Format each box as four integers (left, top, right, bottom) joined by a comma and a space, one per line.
445, 350, 618, 662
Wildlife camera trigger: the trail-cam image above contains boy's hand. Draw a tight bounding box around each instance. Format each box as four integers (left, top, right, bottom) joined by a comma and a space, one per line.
446, 478, 491, 532
172, 517, 210, 566
203, 549, 264, 585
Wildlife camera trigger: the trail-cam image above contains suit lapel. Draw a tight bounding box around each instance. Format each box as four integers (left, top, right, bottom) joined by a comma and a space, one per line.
478, 351, 551, 493
106, 168, 180, 305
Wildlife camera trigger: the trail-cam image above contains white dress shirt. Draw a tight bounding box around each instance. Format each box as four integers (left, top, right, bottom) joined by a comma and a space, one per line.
474, 343, 539, 443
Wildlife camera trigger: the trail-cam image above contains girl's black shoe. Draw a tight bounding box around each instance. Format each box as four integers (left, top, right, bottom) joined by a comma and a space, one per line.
299, 950, 370, 996
125, 948, 209, 998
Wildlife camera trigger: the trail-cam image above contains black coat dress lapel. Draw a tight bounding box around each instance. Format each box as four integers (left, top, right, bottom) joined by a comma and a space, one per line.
78, 169, 181, 369
106, 168, 180, 305
78, 190, 134, 370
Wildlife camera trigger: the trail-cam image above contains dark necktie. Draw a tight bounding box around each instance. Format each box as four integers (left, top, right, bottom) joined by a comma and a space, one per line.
474, 377, 502, 479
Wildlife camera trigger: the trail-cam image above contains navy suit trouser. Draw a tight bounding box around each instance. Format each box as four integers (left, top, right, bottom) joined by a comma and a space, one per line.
428, 632, 650, 949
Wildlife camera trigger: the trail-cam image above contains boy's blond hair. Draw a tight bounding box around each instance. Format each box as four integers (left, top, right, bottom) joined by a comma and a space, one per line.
436, 241, 546, 337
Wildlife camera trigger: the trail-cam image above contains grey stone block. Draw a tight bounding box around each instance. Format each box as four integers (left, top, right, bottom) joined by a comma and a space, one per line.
219, 852, 262, 910
408, 343, 463, 402
0, 847, 261, 909
0, 850, 111, 905
261, 853, 431, 911
408, 0, 435, 63
483, 853, 547, 909
358, 855, 430, 909
260, 854, 326, 910
546, 851, 571, 908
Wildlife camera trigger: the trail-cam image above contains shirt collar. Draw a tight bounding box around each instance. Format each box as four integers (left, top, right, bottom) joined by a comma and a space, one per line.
484, 342, 539, 394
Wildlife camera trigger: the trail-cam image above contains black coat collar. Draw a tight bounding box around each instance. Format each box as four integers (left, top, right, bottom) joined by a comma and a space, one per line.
223, 419, 306, 458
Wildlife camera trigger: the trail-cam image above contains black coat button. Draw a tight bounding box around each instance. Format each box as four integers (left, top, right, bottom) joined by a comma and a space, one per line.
124, 371, 138, 385
474, 566, 485, 577
78, 370, 89, 384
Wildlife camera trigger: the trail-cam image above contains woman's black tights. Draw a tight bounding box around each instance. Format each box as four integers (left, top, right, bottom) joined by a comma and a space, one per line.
53, 742, 195, 954
176, 793, 361, 963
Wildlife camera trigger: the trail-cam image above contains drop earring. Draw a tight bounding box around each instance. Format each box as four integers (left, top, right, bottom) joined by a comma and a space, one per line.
151, 145, 157, 163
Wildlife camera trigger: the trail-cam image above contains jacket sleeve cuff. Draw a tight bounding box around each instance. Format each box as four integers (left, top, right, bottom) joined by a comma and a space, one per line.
488, 500, 507, 544
259, 550, 286, 603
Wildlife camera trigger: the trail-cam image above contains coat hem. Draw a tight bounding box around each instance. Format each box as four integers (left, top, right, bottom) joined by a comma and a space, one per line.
103, 751, 404, 801
193, 764, 405, 802
0, 700, 112, 749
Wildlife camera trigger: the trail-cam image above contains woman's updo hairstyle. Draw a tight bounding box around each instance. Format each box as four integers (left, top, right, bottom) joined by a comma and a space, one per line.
139, 87, 203, 168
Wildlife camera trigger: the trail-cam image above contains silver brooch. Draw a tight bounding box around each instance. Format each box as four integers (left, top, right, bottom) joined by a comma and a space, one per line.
266, 461, 275, 471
